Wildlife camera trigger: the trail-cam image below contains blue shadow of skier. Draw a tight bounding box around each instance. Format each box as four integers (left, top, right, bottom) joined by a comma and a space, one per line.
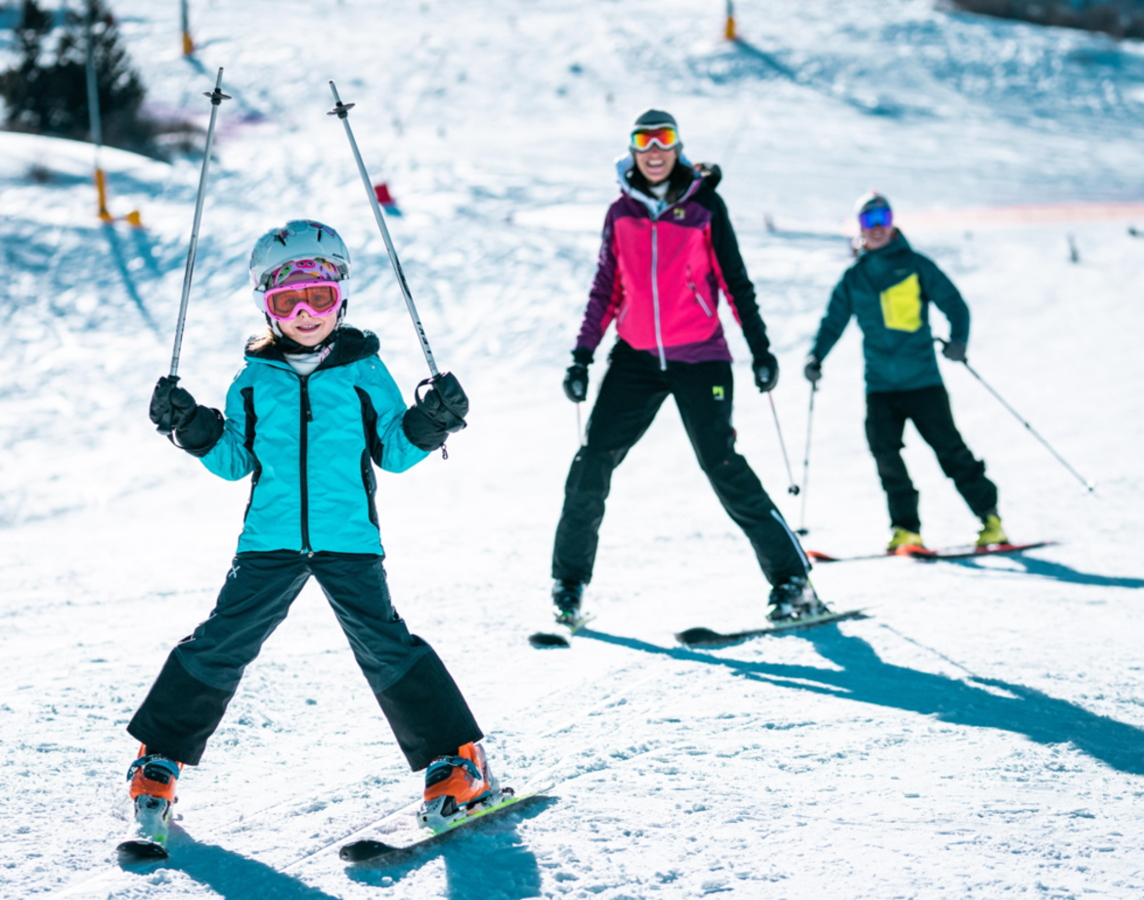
937, 554, 1144, 590
578, 627, 1144, 775
122, 829, 341, 899
102, 223, 161, 337
346, 798, 551, 899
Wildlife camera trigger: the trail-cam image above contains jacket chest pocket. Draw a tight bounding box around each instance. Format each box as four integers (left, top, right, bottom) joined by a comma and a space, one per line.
879, 273, 922, 332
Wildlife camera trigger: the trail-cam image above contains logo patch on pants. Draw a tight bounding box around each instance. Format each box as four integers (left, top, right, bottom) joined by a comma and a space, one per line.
712, 386, 725, 401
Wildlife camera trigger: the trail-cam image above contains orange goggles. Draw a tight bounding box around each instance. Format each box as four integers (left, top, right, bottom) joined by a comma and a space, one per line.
263, 280, 342, 321
630, 127, 680, 151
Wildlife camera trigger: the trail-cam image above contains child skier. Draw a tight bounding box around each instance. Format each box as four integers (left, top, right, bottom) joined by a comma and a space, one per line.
551, 110, 824, 626
124, 219, 499, 851
805, 192, 1007, 552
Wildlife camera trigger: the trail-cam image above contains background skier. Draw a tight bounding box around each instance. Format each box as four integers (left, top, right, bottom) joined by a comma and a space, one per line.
124, 220, 500, 850
551, 110, 822, 626
805, 192, 1007, 552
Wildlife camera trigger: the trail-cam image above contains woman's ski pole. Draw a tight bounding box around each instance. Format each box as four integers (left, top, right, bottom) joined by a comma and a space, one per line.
796, 382, 817, 535
169, 68, 230, 379
328, 81, 439, 379
938, 339, 1095, 493
768, 393, 800, 496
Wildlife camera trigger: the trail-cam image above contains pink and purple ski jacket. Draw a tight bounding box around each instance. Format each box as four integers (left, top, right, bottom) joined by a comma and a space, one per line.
574, 158, 770, 368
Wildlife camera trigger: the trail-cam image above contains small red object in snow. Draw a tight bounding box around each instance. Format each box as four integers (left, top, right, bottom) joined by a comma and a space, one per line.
374, 183, 396, 206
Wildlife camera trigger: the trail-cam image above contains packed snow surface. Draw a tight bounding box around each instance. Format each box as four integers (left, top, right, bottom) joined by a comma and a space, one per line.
2, 1, 1143, 898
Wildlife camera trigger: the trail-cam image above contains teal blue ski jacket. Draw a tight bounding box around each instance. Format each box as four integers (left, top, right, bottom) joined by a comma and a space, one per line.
200, 327, 428, 554
811, 231, 969, 393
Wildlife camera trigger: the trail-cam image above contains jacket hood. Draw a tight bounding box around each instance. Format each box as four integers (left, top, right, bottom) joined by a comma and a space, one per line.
245, 325, 380, 368
615, 155, 721, 217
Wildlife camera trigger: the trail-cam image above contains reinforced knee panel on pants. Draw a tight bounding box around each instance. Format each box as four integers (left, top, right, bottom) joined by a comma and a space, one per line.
127, 651, 234, 766
373, 639, 483, 771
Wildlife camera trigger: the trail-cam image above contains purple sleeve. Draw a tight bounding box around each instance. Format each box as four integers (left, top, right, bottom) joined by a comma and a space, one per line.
574, 204, 623, 360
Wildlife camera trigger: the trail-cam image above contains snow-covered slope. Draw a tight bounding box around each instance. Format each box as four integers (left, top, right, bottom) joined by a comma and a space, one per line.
1, 1, 1142, 898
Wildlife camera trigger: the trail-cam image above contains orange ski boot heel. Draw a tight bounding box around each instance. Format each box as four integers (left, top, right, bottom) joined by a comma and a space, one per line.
418, 742, 501, 831
127, 745, 183, 803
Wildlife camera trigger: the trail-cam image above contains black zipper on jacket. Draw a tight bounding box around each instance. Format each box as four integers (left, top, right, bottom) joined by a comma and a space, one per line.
299, 374, 313, 554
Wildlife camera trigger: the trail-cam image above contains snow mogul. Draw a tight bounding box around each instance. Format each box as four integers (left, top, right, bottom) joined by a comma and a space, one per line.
551, 110, 825, 628
123, 220, 500, 853
805, 192, 1007, 553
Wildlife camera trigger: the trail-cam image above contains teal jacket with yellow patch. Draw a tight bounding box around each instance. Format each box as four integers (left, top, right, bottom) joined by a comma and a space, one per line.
811, 231, 969, 393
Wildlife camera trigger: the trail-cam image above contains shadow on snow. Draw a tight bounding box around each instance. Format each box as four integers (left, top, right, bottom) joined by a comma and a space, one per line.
579, 626, 1144, 775
124, 830, 341, 900
938, 553, 1144, 590
122, 798, 550, 899
346, 798, 551, 900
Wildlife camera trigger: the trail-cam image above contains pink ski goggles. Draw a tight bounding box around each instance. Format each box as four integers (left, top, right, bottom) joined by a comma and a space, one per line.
263, 280, 343, 322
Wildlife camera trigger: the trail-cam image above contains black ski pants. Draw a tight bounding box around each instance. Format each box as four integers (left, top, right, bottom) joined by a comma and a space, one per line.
552, 340, 809, 587
865, 384, 998, 533
128, 551, 482, 770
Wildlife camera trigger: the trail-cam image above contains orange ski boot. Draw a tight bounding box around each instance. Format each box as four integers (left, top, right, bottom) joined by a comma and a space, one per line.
122, 745, 183, 855
418, 742, 501, 831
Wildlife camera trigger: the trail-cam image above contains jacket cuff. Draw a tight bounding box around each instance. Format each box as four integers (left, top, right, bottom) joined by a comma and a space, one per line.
571, 347, 595, 366
173, 408, 225, 459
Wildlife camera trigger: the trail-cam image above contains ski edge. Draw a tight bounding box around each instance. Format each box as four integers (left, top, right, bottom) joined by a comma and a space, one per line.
675, 609, 868, 647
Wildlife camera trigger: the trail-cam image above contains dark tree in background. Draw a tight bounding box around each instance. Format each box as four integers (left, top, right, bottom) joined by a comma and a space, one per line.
0, 0, 154, 153
953, 0, 1144, 39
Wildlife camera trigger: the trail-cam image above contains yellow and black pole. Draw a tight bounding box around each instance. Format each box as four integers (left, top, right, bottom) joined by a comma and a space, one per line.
724, 0, 737, 41
181, 0, 194, 56
84, 0, 112, 222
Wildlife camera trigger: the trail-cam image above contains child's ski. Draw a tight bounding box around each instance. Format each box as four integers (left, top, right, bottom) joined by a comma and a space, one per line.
528, 612, 594, 649
676, 609, 868, 648
116, 796, 173, 861
807, 541, 1055, 564
340, 790, 546, 865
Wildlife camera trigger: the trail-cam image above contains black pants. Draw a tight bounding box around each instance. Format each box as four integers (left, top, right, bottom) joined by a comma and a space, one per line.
552, 341, 809, 586
865, 385, 998, 533
128, 552, 482, 771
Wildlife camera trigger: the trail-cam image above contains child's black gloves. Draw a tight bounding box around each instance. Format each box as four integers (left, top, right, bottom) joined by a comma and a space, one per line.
150, 376, 224, 458
402, 372, 469, 451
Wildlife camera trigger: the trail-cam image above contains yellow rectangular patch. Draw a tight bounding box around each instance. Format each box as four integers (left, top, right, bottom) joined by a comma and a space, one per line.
879, 273, 922, 332
712, 385, 725, 401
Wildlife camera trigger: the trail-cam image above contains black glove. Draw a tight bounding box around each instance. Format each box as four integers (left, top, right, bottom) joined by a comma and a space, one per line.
752, 351, 779, 393
402, 372, 469, 451
942, 340, 967, 362
563, 363, 589, 402
804, 357, 823, 384
149, 376, 224, 457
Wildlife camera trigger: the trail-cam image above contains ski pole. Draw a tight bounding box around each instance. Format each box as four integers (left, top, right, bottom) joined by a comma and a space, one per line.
796, 382, 817, 535
328, 81, 439, 379
938, 339, 1095, 493
169, 67, 230, 379
767, 393, 800, 496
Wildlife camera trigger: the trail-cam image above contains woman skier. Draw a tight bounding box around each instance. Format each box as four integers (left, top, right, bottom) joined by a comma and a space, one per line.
551, 110, 823, 627
123, 219, 500, 852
